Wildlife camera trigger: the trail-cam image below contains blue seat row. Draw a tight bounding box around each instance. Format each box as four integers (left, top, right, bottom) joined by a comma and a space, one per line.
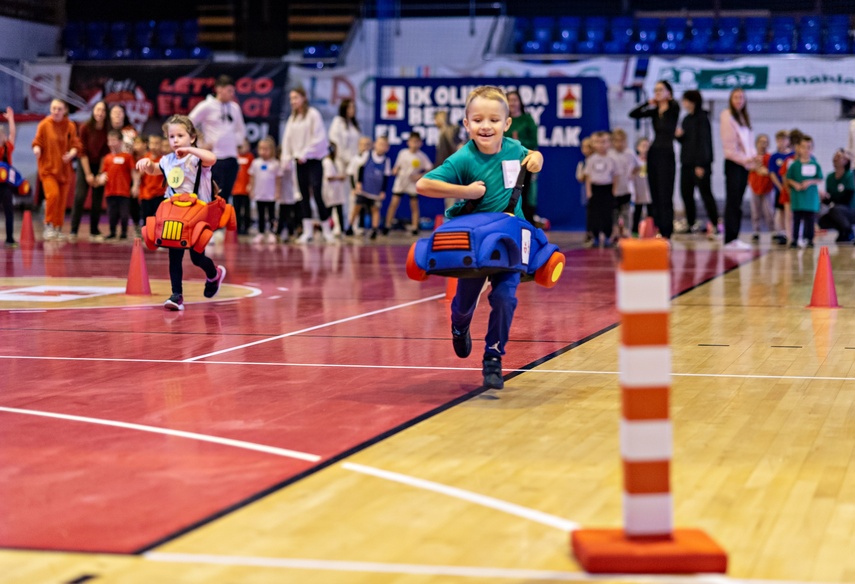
516, 14, 852, 56
63, 20, 209, 61
300, 44, 342, 69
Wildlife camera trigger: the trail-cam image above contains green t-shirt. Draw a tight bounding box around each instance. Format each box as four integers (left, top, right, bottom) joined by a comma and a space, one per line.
825, 170, 855, 208
786, 158, 823, 213
505, 114, 538, 151
425, 137, 528, 219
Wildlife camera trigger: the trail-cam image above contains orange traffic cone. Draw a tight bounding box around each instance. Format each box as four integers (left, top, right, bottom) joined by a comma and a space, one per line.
20, 210, 35, 248
638, 217, 655, 239
808, 246, 839, 308
126, 238, 152, 295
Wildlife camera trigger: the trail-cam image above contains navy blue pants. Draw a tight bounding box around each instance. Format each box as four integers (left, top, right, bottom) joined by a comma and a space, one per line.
451, 271, 520, 358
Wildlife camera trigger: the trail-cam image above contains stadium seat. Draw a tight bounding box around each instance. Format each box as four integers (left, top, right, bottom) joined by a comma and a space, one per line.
557, 16, 581, 45
513, 17, 530, 52
576, 39, 602, 54
550, 40, 570, 54
190, 46, 212, 59
66, 47, 84, 61
157, 21, 179, 48
659, 17, 685, 53
769, 35, 793, 53
685, 17, 713, 54
610, 16, 634, 46
637, 17, 660, 43
181, 20, 199, 47
823, 38, 850, 55
138, 46, 163, 59
742, 17, 767, 53
63, 22, 85, 50
532, 17, 554, 46
712, 17, 740, 54
134, 21, 156, 48
109, 47, 135, 59
583, 17, 607, 43
164, 47, 188, 59
522, 40, 543, 55
109, 22, 130, 49
85, 22, 108, 47
85, 46, 110, 60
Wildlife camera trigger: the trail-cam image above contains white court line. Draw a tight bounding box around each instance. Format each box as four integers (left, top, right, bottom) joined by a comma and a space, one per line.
143, 552, 817, 584
0, 406, 321, 462
342, 462, 579, 532
182, 293, 446, 362
0, 354, 853, 382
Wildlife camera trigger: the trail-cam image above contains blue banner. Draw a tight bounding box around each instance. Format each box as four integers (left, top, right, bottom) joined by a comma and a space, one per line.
373, 77, 609, 230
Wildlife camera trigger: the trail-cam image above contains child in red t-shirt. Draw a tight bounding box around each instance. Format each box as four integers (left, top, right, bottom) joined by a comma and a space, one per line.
138, 134, 164, 226
748, 134, 774, 241
96, 130, 135, 240
232, 139, 254, 235
0, 106, 17, 247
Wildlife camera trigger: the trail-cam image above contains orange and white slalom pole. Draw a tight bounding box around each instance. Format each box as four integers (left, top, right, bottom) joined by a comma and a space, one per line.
618, 238, 672, 538
572, 239, 727, 574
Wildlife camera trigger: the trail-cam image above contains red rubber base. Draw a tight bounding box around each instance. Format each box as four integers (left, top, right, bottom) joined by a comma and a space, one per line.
571, 528, 727, 574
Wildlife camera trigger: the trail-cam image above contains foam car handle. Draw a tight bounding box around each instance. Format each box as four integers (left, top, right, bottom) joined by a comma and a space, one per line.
460, 168, 528, 215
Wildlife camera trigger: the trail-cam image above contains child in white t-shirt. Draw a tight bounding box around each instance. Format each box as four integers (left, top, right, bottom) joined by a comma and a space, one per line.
248, 137, 283, 244
384, 132, 433, 235
323, 143, 348, 236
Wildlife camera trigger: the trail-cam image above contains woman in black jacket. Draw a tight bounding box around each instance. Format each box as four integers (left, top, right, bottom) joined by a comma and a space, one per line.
676, 90, 718, 237
629, 80, 679, 238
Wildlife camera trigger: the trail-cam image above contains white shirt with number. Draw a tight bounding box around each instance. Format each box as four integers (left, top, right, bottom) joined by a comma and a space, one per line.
160, 152, 212, 203
392, 148, 433, 195
248, 158, 283, 203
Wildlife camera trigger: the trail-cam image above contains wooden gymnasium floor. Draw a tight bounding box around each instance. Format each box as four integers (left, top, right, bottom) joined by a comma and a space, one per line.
2, 228, 855, 583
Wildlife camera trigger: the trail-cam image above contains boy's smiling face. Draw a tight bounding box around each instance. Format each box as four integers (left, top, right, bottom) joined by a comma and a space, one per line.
463, 97, 511, 154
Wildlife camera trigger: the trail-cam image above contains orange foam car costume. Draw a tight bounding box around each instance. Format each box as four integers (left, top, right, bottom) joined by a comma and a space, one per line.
142, 159, 236, 252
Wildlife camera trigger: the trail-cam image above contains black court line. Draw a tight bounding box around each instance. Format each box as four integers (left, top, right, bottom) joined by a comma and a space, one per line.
0, 248, 764, 557
698, 344, 730, 347
771, 345, 802, 349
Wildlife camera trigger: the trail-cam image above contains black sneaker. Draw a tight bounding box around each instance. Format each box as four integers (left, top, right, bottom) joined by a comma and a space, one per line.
164, 294, 184, 311
411, 229, 419, 236
204, 265, 227, 298
345, 226, 354, 236
806, 241, 815, 248
751, 233, 760, 242
482, 354, 504, 389
451, 325, 471, 358
382, 226, 390, 236
789, 242, 798, 249
5, 240, 18, 249
370, 229, 378, 240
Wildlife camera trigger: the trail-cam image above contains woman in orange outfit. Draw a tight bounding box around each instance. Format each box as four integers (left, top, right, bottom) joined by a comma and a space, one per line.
32, 99, 81, 239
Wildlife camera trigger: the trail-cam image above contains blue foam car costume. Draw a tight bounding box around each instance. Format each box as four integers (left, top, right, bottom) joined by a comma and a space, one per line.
406, 170, 565, 288
0, 162, 31, 196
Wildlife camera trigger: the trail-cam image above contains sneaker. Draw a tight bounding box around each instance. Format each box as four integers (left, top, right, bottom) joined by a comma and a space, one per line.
296, 231, 312, 244
164, 294, 184, 311
482, 354, 504, 389
344, 227, 354, 237
381, 226, 390, 236
265, 232, 277, 244
806, 241, 815, 249
119, 233, 128, 240
451, 325, 472, 358
789, 242, 799, 249
42, 225, 55, 240
5, 240, 18, 249
90, 234, 105, 243
68, 233, 78, 243
773, 234, 788, 245
204, 265, 227, 298
252, 233, 264, 244
370, 229, 378, 240
411, 229, 419, 236
104, 234, 117, 242
723, 239, 752, 250
751, 233, 760, 242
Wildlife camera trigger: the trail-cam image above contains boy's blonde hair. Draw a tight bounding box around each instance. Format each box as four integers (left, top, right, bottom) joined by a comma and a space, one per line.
258, 136, 276, 150
611, 128, 627, 140
163, 115, 199, 145
464, 86, 509, 118
775, 130, 788, 140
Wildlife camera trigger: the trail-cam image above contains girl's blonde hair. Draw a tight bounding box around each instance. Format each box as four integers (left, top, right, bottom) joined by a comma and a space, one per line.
464, 86, 509, 118
162, 115, 199, 145
258, 136, 276, 150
